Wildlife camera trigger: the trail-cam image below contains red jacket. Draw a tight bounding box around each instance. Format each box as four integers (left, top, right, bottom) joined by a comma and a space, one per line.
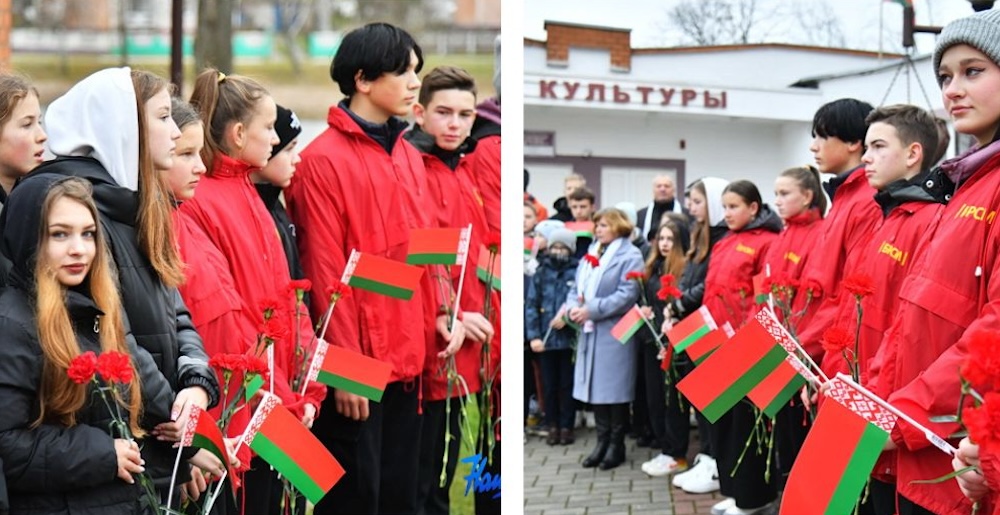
285, 107, 433, 383
469, 133, 500, 234
178, 153, 326, 419
411, 135, 492, 401
763, 209, 824, 359
983, 442, 1000, 515
703, 208, 781, 329
823, 198, 944, 383
172, 209, 256, 439
797, 166, 880, 355
868, 149, 1000, 514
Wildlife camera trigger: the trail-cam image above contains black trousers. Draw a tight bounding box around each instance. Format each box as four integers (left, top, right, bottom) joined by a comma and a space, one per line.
715, 401, 777, 509
870, 480, 936, 515
415, 398, 462, 515
631, 345, 649, 438
524, 348, 536, 421
474, 383, 501, 515
640, 341, 692, 459
241, 457, 306, 515
773, 397, 810, 483
538, 349, 575, 430
312, 381, 422, 515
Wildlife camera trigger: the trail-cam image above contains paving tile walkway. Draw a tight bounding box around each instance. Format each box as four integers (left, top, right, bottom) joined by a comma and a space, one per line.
524, 427, 724, 514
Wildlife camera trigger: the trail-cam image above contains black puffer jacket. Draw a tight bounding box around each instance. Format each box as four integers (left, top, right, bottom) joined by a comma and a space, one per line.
19, 157, 219, 486
673, 224, 728, 318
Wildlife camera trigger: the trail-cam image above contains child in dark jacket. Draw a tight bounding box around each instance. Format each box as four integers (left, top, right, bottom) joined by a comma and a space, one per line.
526, 227, 580, 445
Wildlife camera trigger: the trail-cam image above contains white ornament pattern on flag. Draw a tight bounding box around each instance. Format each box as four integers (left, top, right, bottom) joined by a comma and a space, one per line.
826, 377, 898, 433
752, 308, 817, 382
181, 405, 203, 447
697, 306, 718, 331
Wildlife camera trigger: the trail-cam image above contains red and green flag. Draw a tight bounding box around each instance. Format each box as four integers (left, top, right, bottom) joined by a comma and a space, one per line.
779, 376, 898, 515
344, 250, 424, 300
746, 308, 817, 418
565, 221, 594, 239
181, 406, 235, 492
476, 244, 501, 291
245, 395, 345, 504
682, 322, 733, 364
406, 227, 471, 265
611, 305, 646, 344
667, 306, 717, 354
524, 236, 534, 257
305, 340, 392, 402
676, 315, 785, 423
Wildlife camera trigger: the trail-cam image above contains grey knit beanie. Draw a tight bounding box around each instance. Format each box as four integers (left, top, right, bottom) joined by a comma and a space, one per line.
933, 9, 1000, 83
547, 227, 577, 254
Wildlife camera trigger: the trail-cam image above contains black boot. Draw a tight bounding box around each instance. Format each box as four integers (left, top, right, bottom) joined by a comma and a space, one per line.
582, 405, 610, 468
600, 403, 627, 470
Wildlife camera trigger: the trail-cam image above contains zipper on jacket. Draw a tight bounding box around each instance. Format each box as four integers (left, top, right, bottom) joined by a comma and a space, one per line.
93, 315, 101, 333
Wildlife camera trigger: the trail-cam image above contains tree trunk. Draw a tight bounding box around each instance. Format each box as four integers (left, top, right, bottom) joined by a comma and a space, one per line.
195, 0, 233, 73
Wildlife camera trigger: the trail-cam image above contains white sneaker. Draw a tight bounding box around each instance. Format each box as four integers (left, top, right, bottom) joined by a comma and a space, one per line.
672, 453, 709, 488
680, 455, 720, 494
724, 501, 776, 515
712, 498, 736, 515
642, 454, 688, 477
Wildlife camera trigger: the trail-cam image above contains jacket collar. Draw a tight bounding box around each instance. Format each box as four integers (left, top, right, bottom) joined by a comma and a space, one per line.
873, 167, 952, 217
255, 182, 282, 209
784, 208, 822, 226
823, 164, 865, 201
403, 126, 476, 171
333, 101, 410, 155
210, 152, 255, 179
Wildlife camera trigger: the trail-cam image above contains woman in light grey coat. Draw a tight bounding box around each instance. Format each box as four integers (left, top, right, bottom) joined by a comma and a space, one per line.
565, 207, 643, 471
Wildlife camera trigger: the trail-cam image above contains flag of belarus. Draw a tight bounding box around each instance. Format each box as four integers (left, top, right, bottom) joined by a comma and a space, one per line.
747, 308, 816, 418
565, 221, 595, 239
305, 340, 393, 402
181, 406, 235, 492
611, 305, 646, 344
477, 244, 501, 291
667, 306, 717, 354
779, 376, 898, 515
246, 397, 345, 504
406, 227, 470, 265
676, 316, 785, 422
344, 251, 424, 300
682, 324, 731, 364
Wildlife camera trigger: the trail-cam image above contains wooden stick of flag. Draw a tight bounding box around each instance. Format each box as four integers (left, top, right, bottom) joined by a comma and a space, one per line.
449, 225, 473, 330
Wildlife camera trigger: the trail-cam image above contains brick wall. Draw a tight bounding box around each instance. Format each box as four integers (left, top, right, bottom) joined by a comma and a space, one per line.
544, 21, 631, 71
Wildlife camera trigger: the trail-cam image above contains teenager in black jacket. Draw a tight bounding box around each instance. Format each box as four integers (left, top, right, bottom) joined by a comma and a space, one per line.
0, 176, 181, 515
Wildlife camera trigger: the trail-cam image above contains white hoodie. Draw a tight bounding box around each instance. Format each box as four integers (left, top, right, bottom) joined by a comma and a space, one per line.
701, 176, 730, 227
44, 67, 140, 191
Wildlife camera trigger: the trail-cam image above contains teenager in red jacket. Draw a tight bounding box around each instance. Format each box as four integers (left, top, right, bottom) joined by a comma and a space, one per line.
181, 69, 327, 513
283, 24, 461, 515
403, 65, 496, 515
870, 10, 1000, 514
703, 180, 782, 515
796, 99, 879, 366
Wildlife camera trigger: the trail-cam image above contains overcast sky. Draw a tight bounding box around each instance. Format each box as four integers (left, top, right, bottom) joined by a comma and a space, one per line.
523, 0, 982, 55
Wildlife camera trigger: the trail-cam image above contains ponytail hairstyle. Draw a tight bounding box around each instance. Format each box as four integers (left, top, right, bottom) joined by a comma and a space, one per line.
779, 165, 827, 215
645, 220, 686, 280
131, 70, 185, 288
722, 180, 763, 217
687, 180, 711, 264
34, 178, 144, 436
188, 68, 270, 172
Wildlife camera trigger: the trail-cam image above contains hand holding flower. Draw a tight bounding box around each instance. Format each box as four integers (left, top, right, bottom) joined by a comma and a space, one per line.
114, 438, 143, 484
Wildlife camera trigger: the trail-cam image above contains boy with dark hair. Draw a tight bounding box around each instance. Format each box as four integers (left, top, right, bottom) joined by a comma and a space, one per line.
832, 104, 948, 514
285, 23, 462, 515
797, 98, 881, 374
567, 186, 596, 258
403, 65, 496, 515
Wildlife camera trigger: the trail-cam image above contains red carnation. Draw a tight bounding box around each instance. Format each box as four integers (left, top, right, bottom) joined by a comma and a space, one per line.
625, 271, 645, 281
67, 351, 98, 384
484, 232, 501, 254
963, 392, 1000, 447
258, 298, 284, 321
961, 330, 1000, 391
657, 285, 683, 302
242, 355, 270, 381
801, 278, 823, 298
210, 354, 246, 374
842, 273, 875, 299
821, 326, 853, 354
583, 255, 600, 267
96, 351, 134, 384
326, 280, 351, 302
260, 315, 290, 345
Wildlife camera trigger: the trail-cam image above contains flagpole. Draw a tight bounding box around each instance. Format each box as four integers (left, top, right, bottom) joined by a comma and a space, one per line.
637, 304, 667, 351
450, 225, 473, 330
319, 249, 359, 342
207, 392, 278, 513
834, 373, 957, 455
761, 307, 830, 383
765, 264, 774, 313
166, 437, 186, 510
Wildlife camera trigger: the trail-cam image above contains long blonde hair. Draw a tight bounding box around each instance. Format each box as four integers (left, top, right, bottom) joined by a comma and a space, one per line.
131, 69, 185, 287
34, 178, 144, 436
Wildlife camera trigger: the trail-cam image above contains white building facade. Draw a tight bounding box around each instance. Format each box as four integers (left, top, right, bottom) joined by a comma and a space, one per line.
524, 21, 951, 212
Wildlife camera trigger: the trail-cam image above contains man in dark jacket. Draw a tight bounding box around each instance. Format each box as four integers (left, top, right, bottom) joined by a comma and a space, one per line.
636, 175, 685, 242
550, 173, 586, 222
